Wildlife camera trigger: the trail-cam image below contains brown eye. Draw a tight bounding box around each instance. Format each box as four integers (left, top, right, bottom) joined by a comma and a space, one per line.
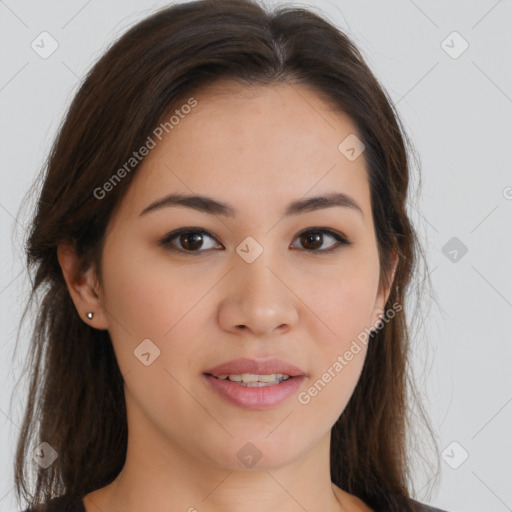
179, 232, 204, 251
292, 228, 351, 253
160, 229, 221, 253
300, 232, 323, 250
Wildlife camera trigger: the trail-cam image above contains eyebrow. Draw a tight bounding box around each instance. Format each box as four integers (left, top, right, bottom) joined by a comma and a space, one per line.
139, 191, 363, 218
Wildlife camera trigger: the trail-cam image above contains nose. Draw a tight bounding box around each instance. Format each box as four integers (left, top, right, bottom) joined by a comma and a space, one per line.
217, 250, 299, 338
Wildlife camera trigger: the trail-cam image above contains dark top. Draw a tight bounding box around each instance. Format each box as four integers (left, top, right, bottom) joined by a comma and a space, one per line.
23, 494, 451, 511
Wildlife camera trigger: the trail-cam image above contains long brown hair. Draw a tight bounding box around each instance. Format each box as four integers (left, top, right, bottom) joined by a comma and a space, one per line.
13, 0, 439, 510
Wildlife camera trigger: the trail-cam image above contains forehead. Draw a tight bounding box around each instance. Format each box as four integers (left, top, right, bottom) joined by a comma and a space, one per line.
169, 80, 361, 167
114, 81, 371, 224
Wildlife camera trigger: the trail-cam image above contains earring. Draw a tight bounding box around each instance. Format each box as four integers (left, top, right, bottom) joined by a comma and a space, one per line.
86, 312, 94, 320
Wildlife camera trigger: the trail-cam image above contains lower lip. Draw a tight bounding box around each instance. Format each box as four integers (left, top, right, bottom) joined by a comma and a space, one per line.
203, 374, 305, 410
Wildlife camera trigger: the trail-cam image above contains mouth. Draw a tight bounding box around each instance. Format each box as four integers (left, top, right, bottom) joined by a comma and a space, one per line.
202, 357, 306, 409
206, 373, 294, 387
204, 357, 306, 379
203, 373, 306, 410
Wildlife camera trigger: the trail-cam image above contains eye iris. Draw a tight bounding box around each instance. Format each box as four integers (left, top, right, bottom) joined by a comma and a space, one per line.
301, 232, 322, 250
181, 232, 203, 250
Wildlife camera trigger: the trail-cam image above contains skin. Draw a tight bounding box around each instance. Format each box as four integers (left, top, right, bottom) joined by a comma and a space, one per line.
59, 81, 396, 512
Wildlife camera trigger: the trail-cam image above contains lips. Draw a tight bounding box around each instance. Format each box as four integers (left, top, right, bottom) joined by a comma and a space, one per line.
203, 373, 305, 409
204, 357, 306, 378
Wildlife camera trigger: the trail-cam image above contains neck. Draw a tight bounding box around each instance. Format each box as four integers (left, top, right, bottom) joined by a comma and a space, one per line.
84, 425, 348, 512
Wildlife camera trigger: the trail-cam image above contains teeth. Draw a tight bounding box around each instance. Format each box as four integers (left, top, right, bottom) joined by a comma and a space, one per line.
216, 373, 291, 384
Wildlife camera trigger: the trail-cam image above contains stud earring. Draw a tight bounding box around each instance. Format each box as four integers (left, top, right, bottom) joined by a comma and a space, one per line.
86, 312, 94, 320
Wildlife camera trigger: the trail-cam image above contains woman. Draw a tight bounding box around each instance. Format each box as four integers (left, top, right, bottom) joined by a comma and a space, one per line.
15, 0, 448, 510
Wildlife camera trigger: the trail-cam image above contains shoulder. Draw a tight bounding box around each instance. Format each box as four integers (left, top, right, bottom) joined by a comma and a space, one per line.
22, 495, 85, 512
407, 497, 451, 512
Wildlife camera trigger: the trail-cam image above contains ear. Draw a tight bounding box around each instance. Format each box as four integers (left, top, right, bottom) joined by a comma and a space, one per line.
369, 249, 399, 332
57, 243, 109, 330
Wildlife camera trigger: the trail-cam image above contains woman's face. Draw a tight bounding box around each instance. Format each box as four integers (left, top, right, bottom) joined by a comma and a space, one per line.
90, 81, 392, 471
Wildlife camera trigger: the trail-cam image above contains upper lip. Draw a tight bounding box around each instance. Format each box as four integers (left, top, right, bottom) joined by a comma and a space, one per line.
204, 358, 306, 378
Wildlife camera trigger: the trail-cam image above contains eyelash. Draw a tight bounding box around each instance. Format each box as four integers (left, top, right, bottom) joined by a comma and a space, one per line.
159, 227, 352, 255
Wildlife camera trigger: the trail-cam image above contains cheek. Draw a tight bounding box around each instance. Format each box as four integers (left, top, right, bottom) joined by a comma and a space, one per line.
305, 281, 375, 339
297, 279, 372, 423
100, 240, 201, 340
293, 253, 377, 414
100, 240, 221, 385
296, 252, 379, 344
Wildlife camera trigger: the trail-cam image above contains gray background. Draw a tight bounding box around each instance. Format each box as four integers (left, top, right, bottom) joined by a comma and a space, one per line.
1, 1, 511, 511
